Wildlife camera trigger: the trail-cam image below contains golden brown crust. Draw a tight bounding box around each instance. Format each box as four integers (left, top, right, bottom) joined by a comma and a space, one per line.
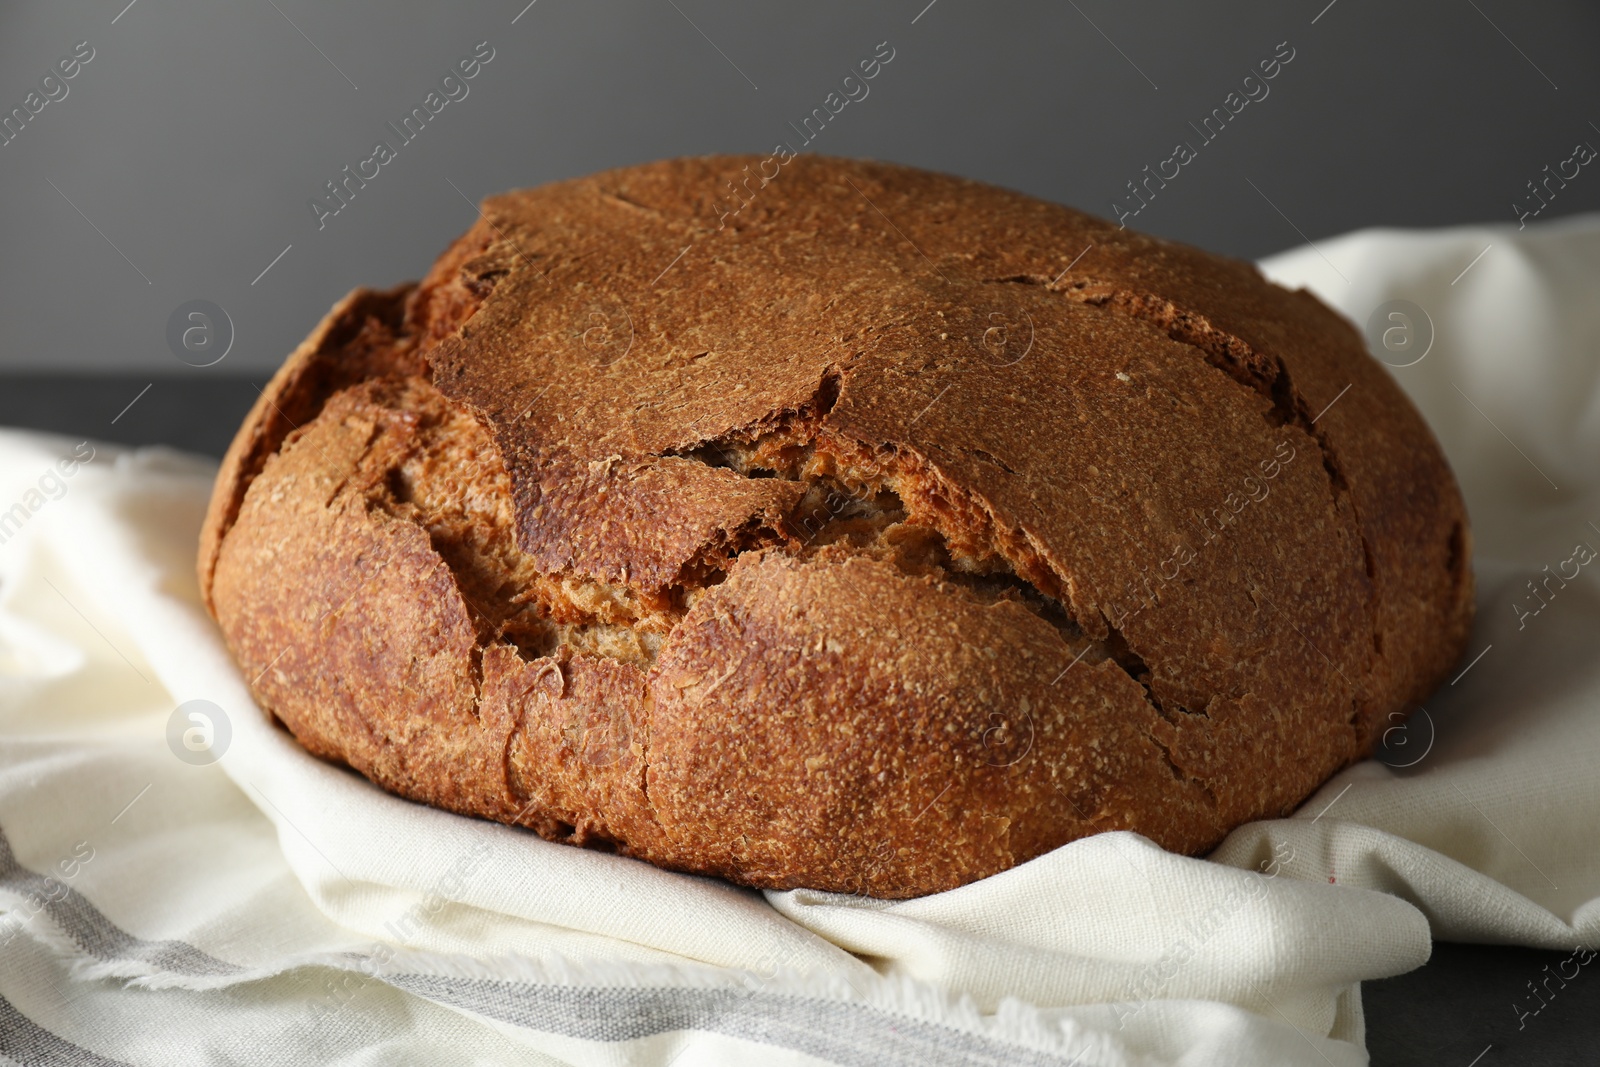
200, 156, 1473, 897
197, 283, 419, 613
645, 550, 1209, 895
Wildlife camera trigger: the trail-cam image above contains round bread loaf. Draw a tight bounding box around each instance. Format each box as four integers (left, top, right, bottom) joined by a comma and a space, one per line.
200, 156, 1474, 898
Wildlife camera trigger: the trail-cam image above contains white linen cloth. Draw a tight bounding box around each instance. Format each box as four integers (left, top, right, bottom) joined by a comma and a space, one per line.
1, 213, 1597, 1066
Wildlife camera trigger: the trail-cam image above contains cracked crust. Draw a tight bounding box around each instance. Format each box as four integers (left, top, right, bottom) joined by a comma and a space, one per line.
201, 156, 1473, 898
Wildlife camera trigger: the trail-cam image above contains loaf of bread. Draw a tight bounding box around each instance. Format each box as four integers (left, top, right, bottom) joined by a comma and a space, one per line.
200, 156, 1473, 898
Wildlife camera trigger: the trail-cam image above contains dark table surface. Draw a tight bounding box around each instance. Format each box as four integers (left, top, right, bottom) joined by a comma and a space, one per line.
1, 374, 1594, 1066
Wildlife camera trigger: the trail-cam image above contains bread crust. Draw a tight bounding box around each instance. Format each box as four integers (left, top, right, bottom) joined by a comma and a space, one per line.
201, 156, 1473, 897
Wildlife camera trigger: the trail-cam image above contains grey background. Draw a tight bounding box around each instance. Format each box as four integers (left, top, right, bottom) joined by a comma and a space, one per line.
1, 0, 1598, 373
